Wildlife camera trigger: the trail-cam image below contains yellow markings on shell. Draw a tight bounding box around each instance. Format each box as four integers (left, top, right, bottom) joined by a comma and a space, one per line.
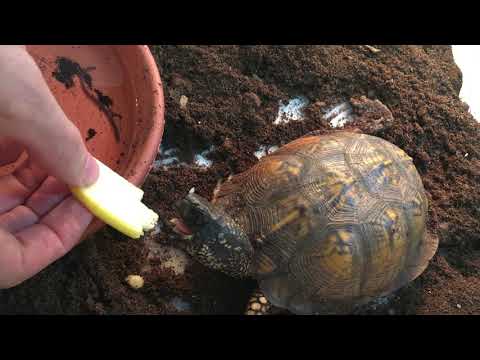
325, 176, 355, 208
267, 159, 284, 173
305, 143, 321, 155
322, 232, 353, 278
329, 183, 344, 198
338, 230, 351, 243
271, 209, 301, 233
327, 250, 353, 277
386, 208, 398, 222
287, 165, 301, 176
385, 208, 405, 248
364, 153, 384, 166
412, 196, 423, 210
391, 176, 400, 186
319, 233, 337, 258
298, 218, 311, 238
395, 147, 413, 161
364, 207, 408, 293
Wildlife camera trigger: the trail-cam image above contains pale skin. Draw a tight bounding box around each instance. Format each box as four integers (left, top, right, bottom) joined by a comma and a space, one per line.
0, 45, 99, 289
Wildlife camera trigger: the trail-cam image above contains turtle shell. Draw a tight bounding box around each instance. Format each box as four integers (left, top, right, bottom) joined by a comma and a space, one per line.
213, 132, 438, 314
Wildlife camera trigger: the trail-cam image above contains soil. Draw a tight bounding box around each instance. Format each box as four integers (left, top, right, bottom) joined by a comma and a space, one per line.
1, 45, 479, 315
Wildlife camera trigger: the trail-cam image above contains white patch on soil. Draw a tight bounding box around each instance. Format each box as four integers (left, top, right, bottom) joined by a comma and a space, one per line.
158, 246, 190, 276
153, 145, 215, 170
153, 146, 181, 169
142, 236, 190, 276
274, 96, 309, 125
193, 146, 215, 168
170, 297, 192, 312
254, 145, 279, 159
323, 102, 354, 128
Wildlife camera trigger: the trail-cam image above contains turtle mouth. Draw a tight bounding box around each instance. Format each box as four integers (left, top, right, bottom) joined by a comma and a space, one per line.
172, 197, 197, 238
170, 218, 194, 239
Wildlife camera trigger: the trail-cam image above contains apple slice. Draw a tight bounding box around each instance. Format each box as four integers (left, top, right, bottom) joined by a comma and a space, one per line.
70, 158, 158, 239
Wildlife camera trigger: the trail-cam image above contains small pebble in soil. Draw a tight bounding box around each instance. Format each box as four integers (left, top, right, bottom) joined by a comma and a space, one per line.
251, 303, 261, 311
364, 45, 381, 54
274, 96, 309, 125
179, 95, 188, 109
323, 102, 354, 128
456, 303, 462, 309
125, 275, 145, 289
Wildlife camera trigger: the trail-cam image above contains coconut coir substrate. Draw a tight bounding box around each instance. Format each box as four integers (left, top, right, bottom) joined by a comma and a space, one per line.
1, 45, 479, 315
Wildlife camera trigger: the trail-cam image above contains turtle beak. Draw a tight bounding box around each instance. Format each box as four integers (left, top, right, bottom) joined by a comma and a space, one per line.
174, 198, 191, 219
172, 197, 197, 240
170, 218, 194, 240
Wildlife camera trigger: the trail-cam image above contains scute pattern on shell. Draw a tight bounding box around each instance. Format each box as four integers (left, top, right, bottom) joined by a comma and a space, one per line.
213, 132, 437, 314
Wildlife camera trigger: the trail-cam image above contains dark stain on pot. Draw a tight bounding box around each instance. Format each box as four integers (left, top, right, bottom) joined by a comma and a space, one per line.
52, 56, 121, 142
52, 56, 94, 89
86, 128, 97, 142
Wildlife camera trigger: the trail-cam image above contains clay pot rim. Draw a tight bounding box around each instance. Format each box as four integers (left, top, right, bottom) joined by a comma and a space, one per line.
126, 45, 164, 187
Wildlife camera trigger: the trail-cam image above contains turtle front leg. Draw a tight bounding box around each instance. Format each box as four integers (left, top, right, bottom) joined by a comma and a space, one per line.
246, 290, 272, 315
245, 289, 287, 315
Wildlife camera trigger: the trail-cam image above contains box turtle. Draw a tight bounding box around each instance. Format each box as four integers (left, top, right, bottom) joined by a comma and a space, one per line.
173, 131, 438, 315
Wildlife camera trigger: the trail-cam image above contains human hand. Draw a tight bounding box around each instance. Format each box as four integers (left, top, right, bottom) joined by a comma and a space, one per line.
0, 45, 99, 288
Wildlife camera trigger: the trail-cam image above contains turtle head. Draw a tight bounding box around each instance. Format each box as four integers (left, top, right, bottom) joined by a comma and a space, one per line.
174, 193, 254, 278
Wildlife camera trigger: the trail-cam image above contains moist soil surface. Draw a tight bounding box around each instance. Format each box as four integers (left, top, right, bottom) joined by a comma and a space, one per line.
1, 45, 479, 315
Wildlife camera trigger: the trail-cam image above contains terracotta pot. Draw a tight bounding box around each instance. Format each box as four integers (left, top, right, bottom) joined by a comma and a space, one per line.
25, 45, 165, 236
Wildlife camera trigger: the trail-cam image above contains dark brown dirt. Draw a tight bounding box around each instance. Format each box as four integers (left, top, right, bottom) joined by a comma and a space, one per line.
1, 45, 479, 315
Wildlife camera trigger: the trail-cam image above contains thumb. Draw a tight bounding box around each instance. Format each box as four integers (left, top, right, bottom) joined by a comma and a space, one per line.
4, 112, 99, 187
26, 121, 100, 188
0, 45, 99, 187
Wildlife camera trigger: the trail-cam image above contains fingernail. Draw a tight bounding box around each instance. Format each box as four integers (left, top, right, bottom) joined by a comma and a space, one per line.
82, 155, 99, 186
